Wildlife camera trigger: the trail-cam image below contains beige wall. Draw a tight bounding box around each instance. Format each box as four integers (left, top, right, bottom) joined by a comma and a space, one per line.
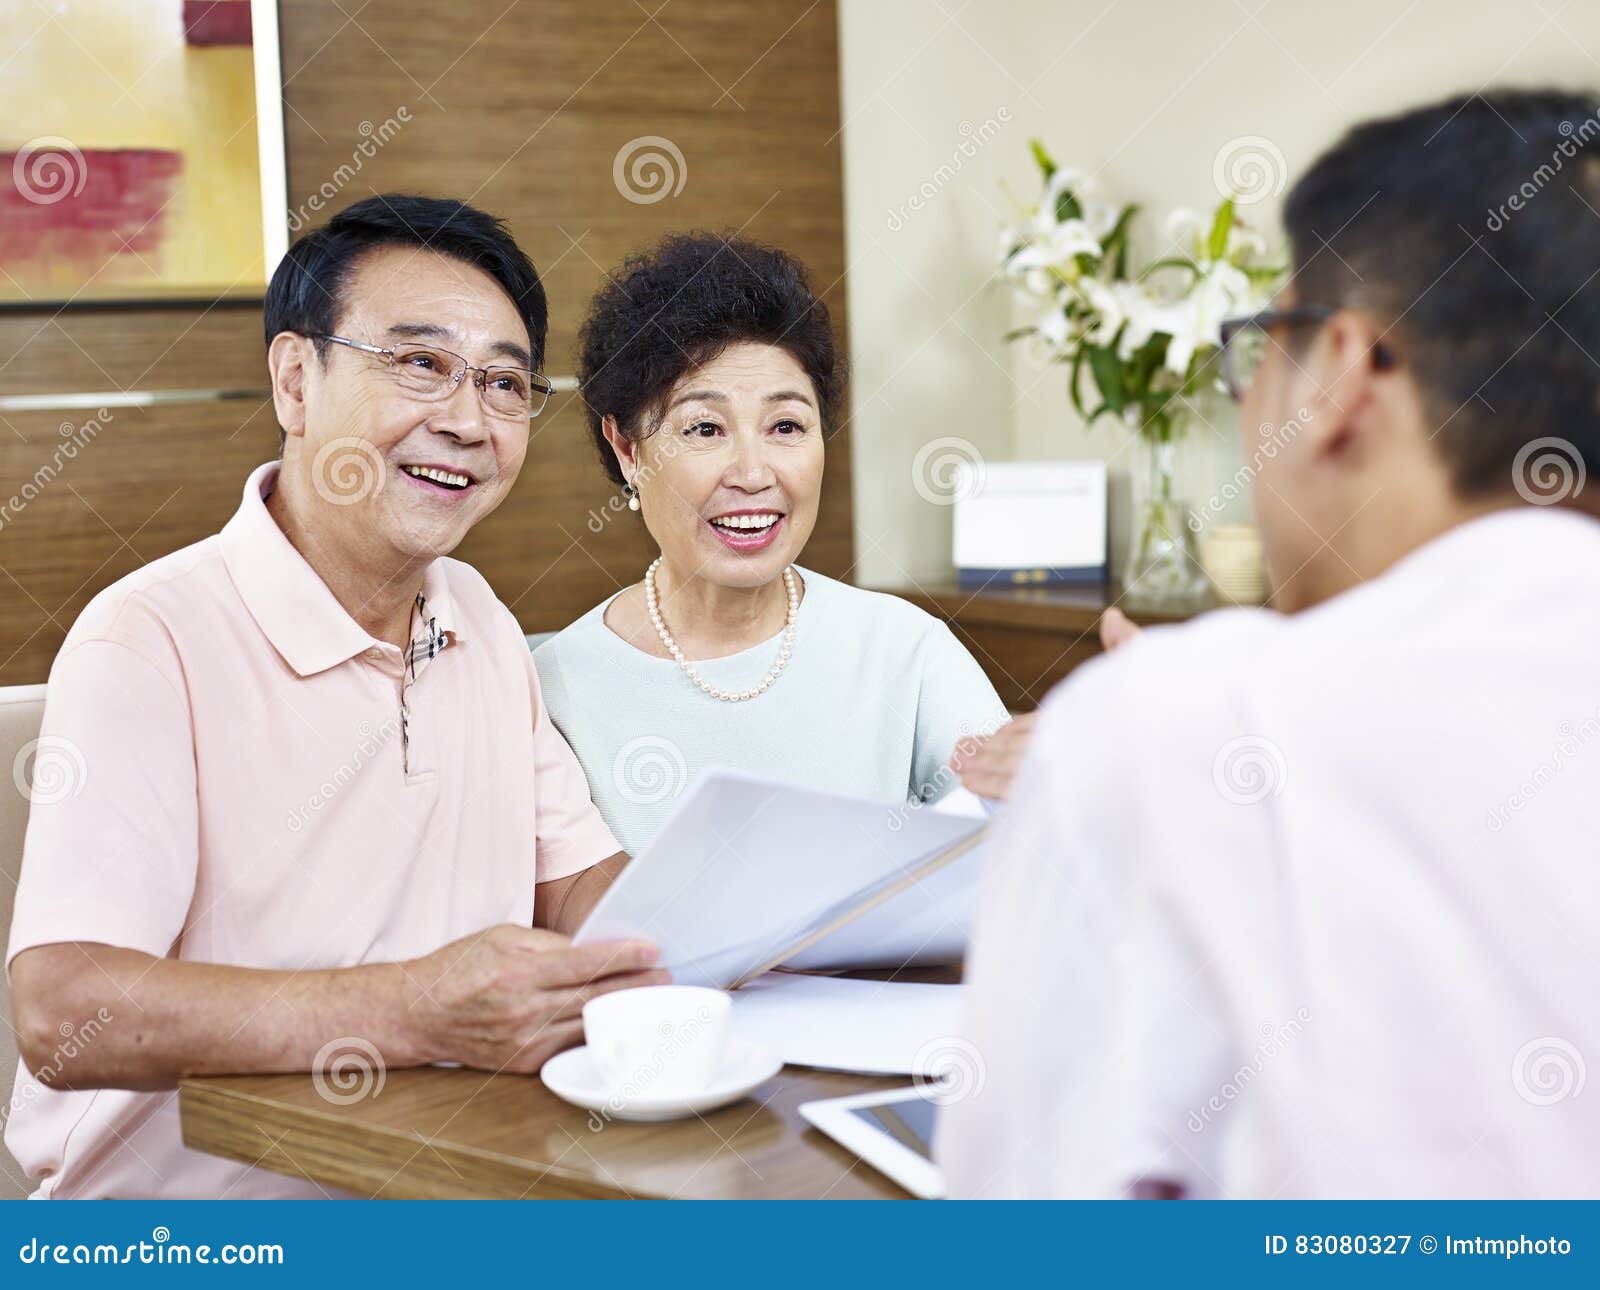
839, 0, 1600, 585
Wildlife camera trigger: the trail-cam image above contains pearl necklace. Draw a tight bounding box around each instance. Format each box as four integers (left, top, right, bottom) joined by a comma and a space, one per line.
644, 556, 798, 702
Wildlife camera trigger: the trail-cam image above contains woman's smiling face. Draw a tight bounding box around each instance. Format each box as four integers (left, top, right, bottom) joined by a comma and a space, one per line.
610, 341, 825, 589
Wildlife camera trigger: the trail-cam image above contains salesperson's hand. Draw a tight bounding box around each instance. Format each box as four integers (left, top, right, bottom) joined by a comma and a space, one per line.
1098, 607, 1143, 651
950, 713, 1037, 800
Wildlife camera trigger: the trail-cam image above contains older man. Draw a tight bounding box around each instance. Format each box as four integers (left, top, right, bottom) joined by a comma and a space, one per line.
6, 196, 665, 1198
942, 90, 1600, 1198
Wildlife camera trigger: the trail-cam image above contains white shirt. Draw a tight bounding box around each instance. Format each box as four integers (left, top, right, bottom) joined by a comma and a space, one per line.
939, 508, 1600, 1199
533, 569, 1009, 856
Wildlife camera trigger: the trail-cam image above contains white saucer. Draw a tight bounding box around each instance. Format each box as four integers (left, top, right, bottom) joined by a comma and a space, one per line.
541, 1038, 783, 1122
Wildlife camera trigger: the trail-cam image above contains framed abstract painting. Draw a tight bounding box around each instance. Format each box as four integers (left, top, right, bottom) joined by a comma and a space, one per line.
0, 0, 288, 307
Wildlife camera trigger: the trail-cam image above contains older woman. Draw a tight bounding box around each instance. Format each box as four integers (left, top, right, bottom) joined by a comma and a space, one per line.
533, 233, 1014, 855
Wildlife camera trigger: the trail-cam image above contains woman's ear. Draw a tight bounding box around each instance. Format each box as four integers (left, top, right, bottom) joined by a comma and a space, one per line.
267, 332, 312, 443
601, 415, 638, 486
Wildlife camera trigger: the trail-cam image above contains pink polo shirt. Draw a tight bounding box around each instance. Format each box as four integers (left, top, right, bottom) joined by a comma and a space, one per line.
5, 462, 619, 1198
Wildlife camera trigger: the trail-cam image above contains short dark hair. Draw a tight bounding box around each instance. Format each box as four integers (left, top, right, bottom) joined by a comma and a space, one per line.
263, 195, 548, 440
1283, 88, 1600, 501
577, 232, 845, 486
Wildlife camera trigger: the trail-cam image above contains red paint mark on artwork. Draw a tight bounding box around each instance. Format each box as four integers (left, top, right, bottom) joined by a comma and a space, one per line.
0, 147, 184, 274
184, 0, 254, 46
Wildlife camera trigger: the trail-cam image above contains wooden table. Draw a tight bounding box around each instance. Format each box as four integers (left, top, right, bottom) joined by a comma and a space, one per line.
179, 1063, 918, 1199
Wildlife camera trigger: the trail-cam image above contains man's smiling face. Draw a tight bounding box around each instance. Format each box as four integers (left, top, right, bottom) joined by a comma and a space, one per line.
282, 244, 533, 565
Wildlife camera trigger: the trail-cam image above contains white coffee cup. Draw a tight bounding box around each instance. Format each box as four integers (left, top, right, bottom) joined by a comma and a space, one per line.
582, 985, 732, 1098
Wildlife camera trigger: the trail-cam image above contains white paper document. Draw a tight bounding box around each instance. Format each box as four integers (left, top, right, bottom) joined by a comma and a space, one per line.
782, 785, 988, 971
574, 770, 986, 988
730, 973, 967, 1075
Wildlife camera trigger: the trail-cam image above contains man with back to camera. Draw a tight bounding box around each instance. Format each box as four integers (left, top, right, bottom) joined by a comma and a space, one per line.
942, 90, 1600, 1198
5, 196, 666, 1198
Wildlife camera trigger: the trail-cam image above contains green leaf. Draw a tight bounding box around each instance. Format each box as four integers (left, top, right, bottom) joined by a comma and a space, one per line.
1068, 344, 1092, 421
1055, 189, 1083, 223
1140, 255, 1200, 281
1001, 326, 1036, 343
1206, 197, 1236, 261
1101, 203, 1140, 279
1088, 344, 1126, 413
1029, 138, 1057, 180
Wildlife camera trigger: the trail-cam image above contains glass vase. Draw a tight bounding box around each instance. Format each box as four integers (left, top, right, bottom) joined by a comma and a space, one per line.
1121, 423, 1211, 612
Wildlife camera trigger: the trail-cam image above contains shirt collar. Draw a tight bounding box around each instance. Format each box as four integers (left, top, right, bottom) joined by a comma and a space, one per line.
220, 462, 462, 678
1382, 504, 1600, 585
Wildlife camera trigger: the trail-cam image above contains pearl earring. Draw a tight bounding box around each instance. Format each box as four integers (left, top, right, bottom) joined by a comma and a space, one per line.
625, 480, 640, 512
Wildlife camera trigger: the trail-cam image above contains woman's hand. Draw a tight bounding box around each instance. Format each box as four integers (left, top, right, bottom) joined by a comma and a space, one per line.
950, 713, 1037, 801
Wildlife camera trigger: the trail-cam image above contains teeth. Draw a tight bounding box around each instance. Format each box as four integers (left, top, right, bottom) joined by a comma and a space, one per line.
710, 513, 780, 531
402, 465, 470, 489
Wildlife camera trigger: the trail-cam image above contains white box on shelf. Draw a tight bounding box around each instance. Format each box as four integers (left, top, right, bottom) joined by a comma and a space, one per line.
952, 459, 1107, 588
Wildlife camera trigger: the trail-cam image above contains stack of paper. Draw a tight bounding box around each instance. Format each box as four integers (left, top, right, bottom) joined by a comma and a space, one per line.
575, 770, 987, 988
730, 974, 966, 1075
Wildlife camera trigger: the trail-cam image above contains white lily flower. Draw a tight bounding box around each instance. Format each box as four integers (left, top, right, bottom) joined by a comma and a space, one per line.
1163, 207, 1209, 259
1078, 278, 1125, 345
1225, 223, 1267, 263
1034, 167, 1088, 229
1036, 306, 1073, 349
1163, 261, 1253, 375
1008, 218, 1103, 273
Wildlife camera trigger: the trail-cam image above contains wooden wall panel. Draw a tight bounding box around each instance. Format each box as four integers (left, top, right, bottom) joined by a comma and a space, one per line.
0, 0, 850, 682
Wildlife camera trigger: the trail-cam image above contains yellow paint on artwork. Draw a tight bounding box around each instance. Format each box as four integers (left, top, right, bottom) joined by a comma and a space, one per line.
0, 0, 265, 300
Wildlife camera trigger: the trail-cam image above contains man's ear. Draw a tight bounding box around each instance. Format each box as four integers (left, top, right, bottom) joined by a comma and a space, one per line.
267, 332, 313, 443
1299, 310, 1390, 466
600, 415, 638, 485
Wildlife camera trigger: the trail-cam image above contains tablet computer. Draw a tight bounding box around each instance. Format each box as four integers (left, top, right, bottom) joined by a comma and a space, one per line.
799, 1086, 945, 1199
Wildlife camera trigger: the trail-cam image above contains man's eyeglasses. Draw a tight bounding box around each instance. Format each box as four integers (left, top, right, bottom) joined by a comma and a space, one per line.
1217, 306, 1334, 401
1217, 305, 1397, 401
316, 334, 555, 420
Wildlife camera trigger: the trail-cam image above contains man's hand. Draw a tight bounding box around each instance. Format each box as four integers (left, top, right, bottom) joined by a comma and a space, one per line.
1099, 607, 1143, 652
403, 925, 668, 1074
950, 713, 1037, 801
949, 609, 1144, 801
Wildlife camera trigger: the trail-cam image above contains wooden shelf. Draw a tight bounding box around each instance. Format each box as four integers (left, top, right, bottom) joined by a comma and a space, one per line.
875, 581, 1207, 712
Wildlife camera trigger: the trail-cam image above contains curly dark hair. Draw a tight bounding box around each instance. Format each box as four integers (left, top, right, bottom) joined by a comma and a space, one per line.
577, 232, 845, 486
